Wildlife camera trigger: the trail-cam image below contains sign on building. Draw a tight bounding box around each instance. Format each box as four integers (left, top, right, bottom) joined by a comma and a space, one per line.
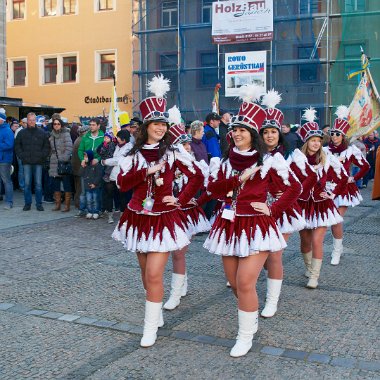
225, 51, 267, 97
212, 0, 273, 44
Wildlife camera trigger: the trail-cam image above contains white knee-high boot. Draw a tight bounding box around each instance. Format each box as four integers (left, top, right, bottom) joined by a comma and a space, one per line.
306, 259, 323, 289
230, 310, 258, 358
181, 272, 188, 297
302, 251, 312, 277
261, 279, 282, 318
144, 289, 164, 328
164, 273, 185, 310
331, 238, 343, 266
140, 301, 162, 347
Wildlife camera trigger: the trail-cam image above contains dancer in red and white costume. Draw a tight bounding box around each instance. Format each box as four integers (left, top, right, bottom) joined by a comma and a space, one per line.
295, 108, 348, 289
258, 90, 307, 318
112, 76, 202, 347
163, 109, 211, 311
325, 106, 370, 265
203, 85, 302, 357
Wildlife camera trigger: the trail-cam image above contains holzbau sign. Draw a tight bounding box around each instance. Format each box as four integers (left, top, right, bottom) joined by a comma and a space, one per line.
212, 0, 273, 44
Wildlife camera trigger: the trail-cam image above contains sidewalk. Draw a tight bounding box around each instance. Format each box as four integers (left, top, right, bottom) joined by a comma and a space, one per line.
0, 185, 379, 379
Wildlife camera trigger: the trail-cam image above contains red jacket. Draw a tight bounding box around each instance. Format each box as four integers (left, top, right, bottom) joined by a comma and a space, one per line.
206, 152, 301, 219
117, 146, 203, 214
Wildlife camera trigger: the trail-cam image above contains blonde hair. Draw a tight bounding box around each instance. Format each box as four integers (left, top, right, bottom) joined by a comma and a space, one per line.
301, 138, 326, 166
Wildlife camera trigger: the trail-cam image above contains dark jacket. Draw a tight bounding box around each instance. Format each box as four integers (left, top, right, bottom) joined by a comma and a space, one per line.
283, 131, 303, 152
15, 127, 50, 165
219, 121, 230, 155
71, 136, 83, 176
202, 124, 221, 159
190, 137, 209, 163
363, 137, 380, 164
0, 123, 15, 164
80, 162, 103, 190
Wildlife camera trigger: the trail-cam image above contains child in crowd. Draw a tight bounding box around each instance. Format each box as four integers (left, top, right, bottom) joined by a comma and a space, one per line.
97, 132, 116, 182
81, 150, 103, 219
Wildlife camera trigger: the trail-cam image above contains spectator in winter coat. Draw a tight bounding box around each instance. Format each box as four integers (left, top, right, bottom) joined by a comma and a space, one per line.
219, 110, 231, 155
0, 109, 15, 209
78, 118, 104, 165
202, 112, 222, 159
49, 118, 73, 212
15, 112, 50, 211
10, 120, 25, 191
80, 150, 103, 220
190, 120, 209, 163
363, 132, 380, 187
96, 132, 116, 182
282, 123, 303, 152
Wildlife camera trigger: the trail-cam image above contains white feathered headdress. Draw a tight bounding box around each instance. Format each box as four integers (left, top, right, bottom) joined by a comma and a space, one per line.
147, 74, 170, 98
239, 84, 265, 103
335, 105, 349, 120
168, 105, 182, 125
261, 90, 282, 109
302, 107, 317, 123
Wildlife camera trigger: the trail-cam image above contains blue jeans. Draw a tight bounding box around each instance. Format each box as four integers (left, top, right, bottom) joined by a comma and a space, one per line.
17, 156, 25, 190
79, 176, 87, 211
24, 164, 43, 206
86, 188, 100, 214
351, 165, 362, 188
0, 163, 14, 206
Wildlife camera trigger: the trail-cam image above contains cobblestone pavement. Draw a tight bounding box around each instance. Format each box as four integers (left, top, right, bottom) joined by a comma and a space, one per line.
0, 186, 379, 379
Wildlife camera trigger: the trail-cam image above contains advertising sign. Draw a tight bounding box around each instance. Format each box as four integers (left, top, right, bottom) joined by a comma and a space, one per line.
225, 51, 267, 97
212, 0, 273, 44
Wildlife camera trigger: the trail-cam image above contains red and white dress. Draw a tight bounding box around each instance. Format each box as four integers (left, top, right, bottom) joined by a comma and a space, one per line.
291, 151, 348, 229
112, 143, 203, 252
266, 148, 307, 234
325, 145, 370, 207
203, 148, 302, 257
173, 158, 211, 236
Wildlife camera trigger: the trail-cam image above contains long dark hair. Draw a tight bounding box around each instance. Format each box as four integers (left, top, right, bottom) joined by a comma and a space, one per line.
223, 125, 267, 165
259, 127, 290, 158
128, 120, 171, 158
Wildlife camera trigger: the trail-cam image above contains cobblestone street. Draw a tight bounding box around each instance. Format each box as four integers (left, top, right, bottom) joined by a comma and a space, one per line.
0, 187, 379, 379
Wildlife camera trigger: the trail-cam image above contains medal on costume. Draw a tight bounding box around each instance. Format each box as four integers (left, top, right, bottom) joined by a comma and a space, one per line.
142, 197, 155, 212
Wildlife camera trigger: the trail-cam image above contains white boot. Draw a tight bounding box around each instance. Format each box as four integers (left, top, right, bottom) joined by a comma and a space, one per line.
140, 301, 162, 347
158, 309, 164, 328
230, 310, 258, 358
306, 259, 323, 289
181, 273, 188, 297
163, 273, 185, 310
261, 279, 282, 318
331, 238, 343, 266
302, 251, 312, 278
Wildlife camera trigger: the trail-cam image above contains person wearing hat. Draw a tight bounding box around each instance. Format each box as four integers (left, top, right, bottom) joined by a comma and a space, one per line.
162, 107, 211, 312
203, 84, 301, 358
295, 107, 348, 288
202, 112, 222, 159
72, 124, 89, 215
325, 106, 370, 265
15, 112, 50, 211
0, 108, 15, 209
258, 90, 308, 318
112, 75, 203, 348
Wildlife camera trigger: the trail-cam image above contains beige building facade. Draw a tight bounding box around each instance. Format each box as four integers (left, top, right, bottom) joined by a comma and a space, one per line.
6, 0, 133, 121
0, 3, 6, 96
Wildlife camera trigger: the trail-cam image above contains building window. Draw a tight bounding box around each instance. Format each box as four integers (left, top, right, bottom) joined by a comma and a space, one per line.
300, 0, 319, 14
63, 56, 77, 82
298, 46, 318, 82
160, 54, 178, 90
43, 0, 57, 16
344, 0, 366, 12
162, 1, 177, 27
63, 0, 76, 14
12, 0, 25, 19
100, 53, 115, 80
98, 0, 113, 11
13, 60, 26, 86
202, 0, 213, 23
44, 58, 57, 83
199, 52, 218, 87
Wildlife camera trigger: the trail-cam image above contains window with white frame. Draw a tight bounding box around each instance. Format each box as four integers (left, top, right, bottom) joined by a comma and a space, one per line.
44, 0, 57, 16
98, 0, 113, 11
95, 51, 116, 81
12, 0, 25, 19
40, 54, 79, 85
63, 0, 76, 15
162, 1, 177, 27
40, 0, 77, 17
202, 0, 213, 23
8, 59, 27, 87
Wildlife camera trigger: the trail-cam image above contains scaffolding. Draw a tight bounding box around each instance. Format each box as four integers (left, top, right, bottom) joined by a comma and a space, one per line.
132, 0, 380, 126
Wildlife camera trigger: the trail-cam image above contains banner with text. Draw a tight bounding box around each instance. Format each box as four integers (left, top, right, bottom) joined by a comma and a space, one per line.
212, 0, 273, 44
225, 51, 267, 97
